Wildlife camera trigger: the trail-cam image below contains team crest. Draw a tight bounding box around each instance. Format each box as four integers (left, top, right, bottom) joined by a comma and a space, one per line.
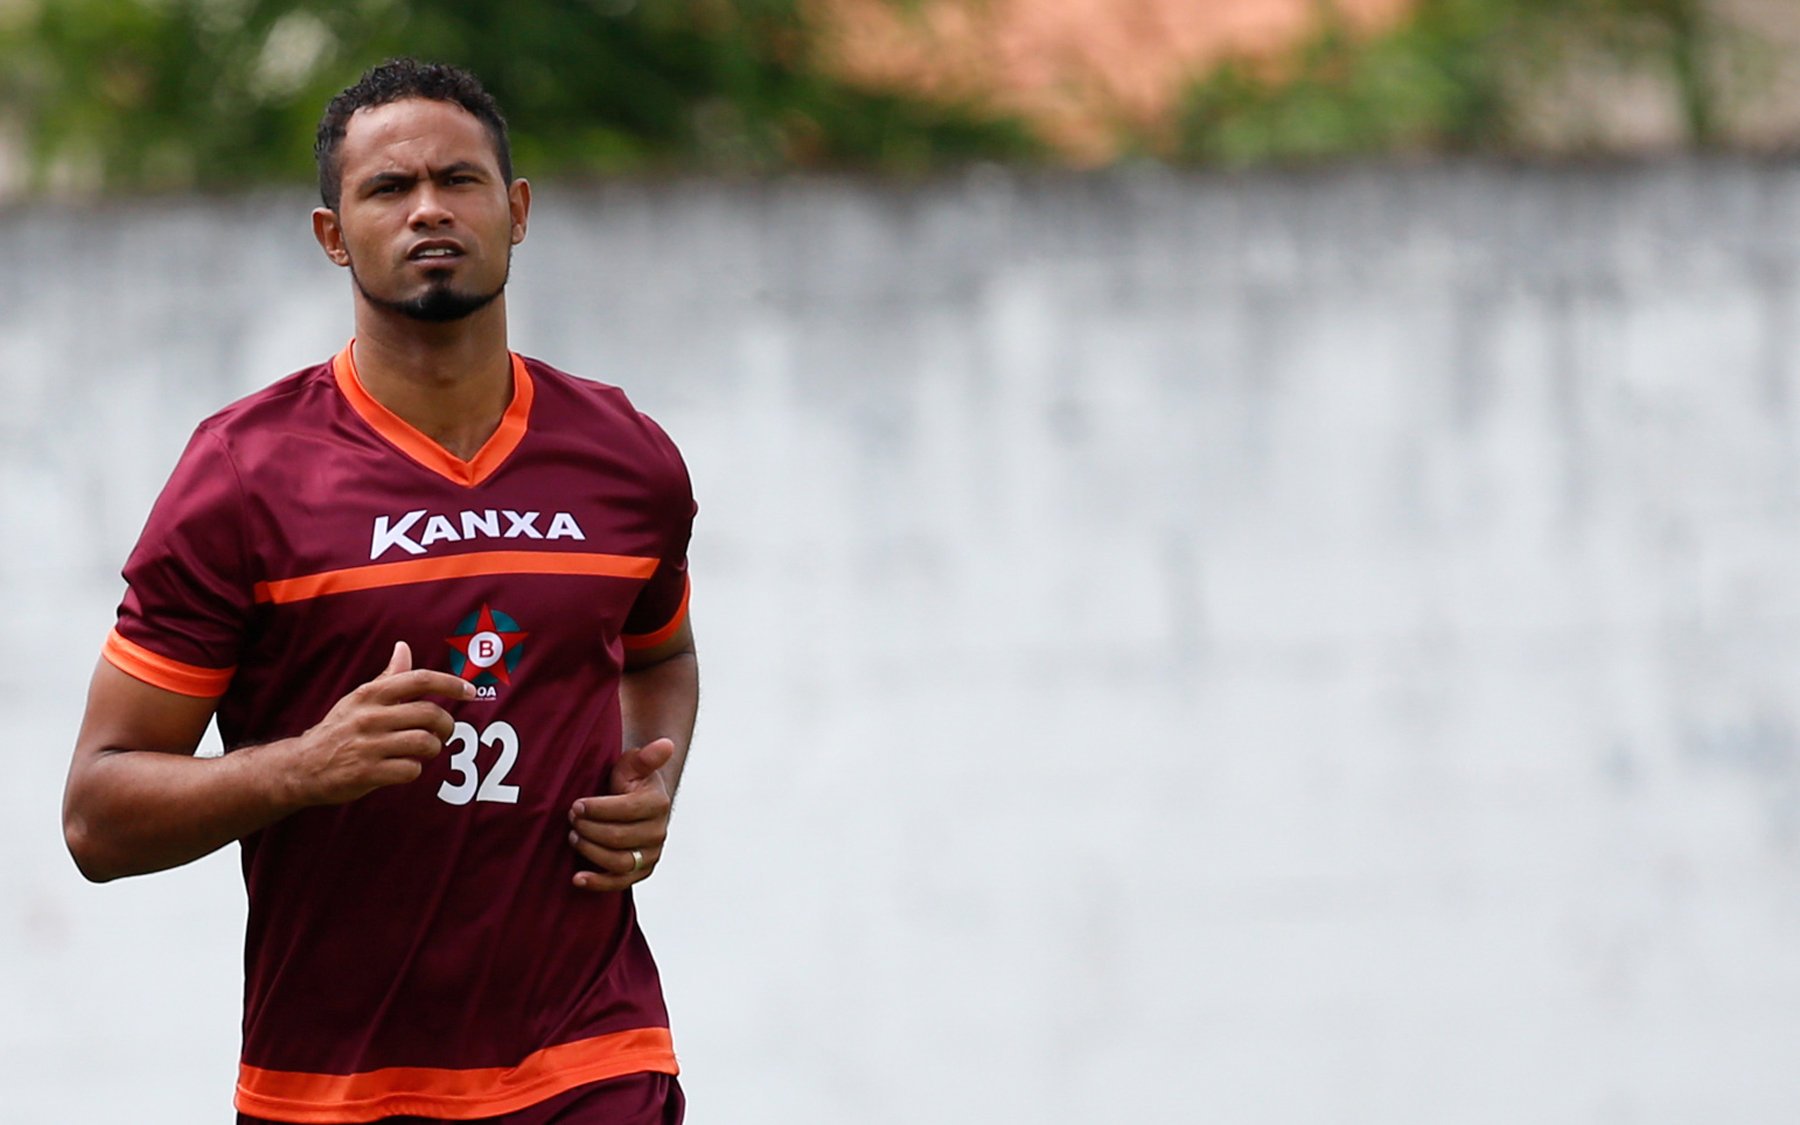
446, 604, 528, 698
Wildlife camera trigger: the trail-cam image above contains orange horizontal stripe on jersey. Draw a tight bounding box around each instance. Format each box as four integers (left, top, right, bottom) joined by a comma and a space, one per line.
253, 551, 659, 605
234, 1027, 677, 1123
102, 628, 234, 697
622, 577, 691, 652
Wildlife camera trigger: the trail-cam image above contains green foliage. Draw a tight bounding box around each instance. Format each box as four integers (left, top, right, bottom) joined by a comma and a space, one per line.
0, 0, 1760, 189
0, 0, 1038, 194
1173, 0, 1747, 166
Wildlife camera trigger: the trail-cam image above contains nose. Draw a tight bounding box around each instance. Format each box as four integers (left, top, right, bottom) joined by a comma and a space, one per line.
408, 183, 453, 229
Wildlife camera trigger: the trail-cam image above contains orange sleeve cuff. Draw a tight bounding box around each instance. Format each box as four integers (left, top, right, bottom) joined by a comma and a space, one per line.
102, 628, 234, 697
622, 579, 691, 652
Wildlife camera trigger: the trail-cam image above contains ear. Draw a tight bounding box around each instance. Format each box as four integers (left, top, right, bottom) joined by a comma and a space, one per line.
508, 179, 531, 246
312, 207, 351, 267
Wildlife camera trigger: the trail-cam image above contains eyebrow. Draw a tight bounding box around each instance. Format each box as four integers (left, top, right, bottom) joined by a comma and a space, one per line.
357, 162, 490, 194
359, 171, 414, 193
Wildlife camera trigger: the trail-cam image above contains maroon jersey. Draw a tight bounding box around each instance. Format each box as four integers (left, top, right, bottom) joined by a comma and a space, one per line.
102, 344, 693, 1122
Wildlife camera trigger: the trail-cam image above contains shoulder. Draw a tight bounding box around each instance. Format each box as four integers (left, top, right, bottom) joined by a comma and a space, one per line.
144, 360, 336, 510
190, 359, 337, 456
521, 355, 688, 466
522, 356, 695, 525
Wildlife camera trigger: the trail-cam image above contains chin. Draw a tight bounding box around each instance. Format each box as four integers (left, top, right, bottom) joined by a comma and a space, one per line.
352, 260, 507, 324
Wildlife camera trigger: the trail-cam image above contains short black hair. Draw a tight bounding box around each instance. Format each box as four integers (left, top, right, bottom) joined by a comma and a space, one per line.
315, 58, 513, 210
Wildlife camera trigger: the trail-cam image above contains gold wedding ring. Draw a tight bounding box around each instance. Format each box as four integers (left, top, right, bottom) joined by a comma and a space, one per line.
630, 849, 645, 873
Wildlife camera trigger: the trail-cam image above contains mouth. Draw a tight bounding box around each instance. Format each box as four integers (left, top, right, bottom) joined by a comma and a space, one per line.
407, 241, 466, 265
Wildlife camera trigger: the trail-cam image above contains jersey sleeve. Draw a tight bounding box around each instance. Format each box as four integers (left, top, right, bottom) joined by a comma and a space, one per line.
620, 419, 695, 652
104, 427, 254, 697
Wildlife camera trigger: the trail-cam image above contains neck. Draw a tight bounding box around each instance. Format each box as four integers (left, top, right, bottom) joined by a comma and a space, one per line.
350, 298, 514, 462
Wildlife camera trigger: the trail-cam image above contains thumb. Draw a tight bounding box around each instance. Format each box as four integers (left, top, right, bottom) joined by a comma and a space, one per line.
610, 738, 675, 793
381, 640, 412, 678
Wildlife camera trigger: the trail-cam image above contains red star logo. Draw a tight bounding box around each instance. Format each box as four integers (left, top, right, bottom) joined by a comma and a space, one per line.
445, 603, 529, 685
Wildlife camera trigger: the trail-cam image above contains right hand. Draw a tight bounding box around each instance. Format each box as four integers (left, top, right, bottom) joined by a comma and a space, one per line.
284, 641, 474, 806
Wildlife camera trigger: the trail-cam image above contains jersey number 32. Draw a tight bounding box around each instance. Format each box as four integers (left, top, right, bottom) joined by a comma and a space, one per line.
438, 720, 521, 805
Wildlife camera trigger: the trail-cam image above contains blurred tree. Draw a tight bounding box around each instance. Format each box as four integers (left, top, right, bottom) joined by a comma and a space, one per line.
1171, 0, 1760, 166
0, 0, 1037, 195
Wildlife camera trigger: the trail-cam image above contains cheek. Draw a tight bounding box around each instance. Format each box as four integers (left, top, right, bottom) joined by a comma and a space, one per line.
337, 220, 389, 266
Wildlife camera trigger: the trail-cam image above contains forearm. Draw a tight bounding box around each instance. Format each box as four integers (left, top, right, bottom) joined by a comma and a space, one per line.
67, 644, 468, 882
619, 650, 698, 799
564, 636, 697, 891
63, 740, 305, 882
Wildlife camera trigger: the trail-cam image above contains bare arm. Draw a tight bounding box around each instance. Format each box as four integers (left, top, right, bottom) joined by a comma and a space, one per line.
620, 619, 699, 800
566, 618, 699, 891
64, 642, 474, 882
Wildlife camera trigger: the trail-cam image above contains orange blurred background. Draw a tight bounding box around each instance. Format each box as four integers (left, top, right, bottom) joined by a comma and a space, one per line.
816, 0, 1411, 162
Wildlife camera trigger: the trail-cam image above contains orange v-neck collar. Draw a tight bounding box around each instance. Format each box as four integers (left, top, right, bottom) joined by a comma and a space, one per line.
332, 340, 533, 488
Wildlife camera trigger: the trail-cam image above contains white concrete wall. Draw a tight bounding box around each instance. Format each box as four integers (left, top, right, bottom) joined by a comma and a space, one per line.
7, 161, 1800, 1122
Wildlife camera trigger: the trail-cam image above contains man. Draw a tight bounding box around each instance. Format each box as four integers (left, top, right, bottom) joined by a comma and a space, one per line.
62, 59, 696, 1124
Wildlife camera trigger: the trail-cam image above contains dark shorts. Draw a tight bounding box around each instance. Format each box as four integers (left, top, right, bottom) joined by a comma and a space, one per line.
236, 1072, 684, 1125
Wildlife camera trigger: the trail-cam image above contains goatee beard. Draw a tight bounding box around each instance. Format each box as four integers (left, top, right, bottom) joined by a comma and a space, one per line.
351, 261, 508, 324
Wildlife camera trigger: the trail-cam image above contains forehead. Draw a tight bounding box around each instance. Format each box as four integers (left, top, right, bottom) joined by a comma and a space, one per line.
338, 97, 500, 176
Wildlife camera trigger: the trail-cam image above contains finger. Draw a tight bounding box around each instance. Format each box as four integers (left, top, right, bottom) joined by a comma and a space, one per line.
368, 757, 426, 789
573, 850, 659, 892
570, 790, 668, 825
367, 701, 456, 740
381, 640, 412, 677
377, 729, 446, 761
568, 835, 658, 875
572, 870, 645, 893
608, 738, 675, 794
351, 729, 443, 764
368, 669, 477, 704
570, 815, 665, 850
569, 846, 661, 891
